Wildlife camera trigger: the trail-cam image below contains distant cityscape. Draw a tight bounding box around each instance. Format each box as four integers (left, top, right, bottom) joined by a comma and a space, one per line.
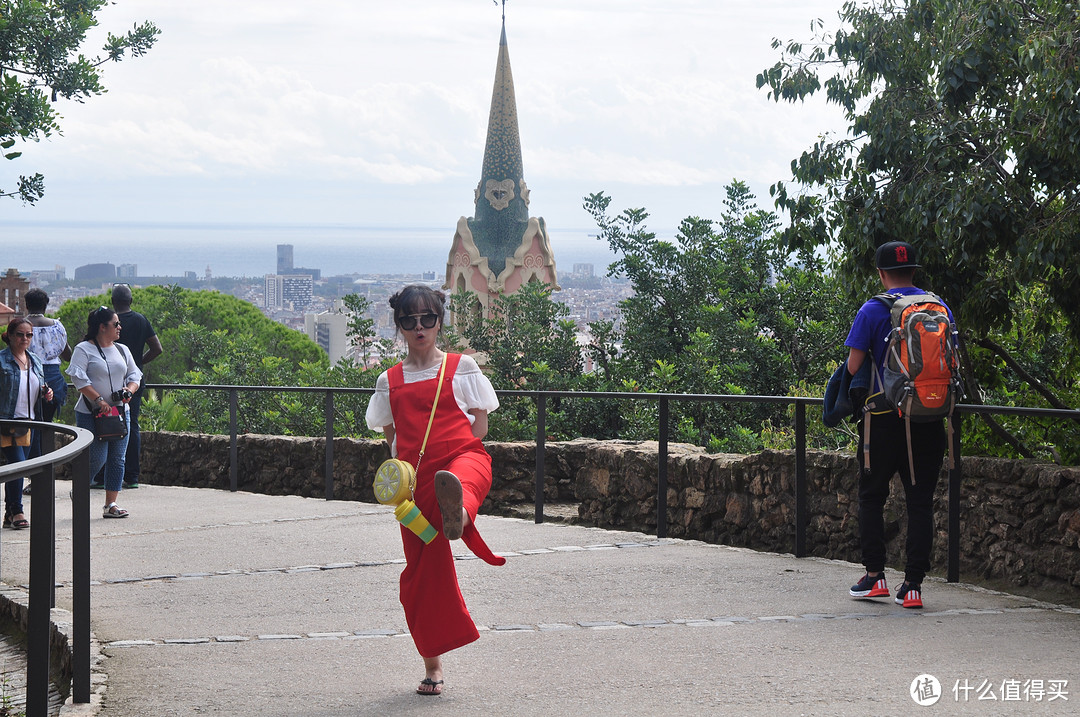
1, 244, 631, 366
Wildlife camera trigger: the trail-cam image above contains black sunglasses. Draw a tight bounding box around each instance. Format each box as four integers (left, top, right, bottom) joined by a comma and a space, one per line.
397, 313, 439, 331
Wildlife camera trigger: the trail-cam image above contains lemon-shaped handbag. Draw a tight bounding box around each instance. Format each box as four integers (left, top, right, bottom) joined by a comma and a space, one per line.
373, 353, 448, 518
373, 458, 415, 506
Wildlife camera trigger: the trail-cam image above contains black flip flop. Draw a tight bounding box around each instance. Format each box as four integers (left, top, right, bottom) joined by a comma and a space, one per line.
416, 678, 443, 696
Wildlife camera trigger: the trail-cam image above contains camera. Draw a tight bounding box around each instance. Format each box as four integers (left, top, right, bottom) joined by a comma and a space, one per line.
111, 388, 133, 402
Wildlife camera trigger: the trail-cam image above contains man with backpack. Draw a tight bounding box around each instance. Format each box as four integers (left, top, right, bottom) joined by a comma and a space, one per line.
844, 241, 958, 609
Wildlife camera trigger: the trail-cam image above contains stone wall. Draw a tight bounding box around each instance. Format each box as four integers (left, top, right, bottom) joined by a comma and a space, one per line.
135, 432, 1080, 598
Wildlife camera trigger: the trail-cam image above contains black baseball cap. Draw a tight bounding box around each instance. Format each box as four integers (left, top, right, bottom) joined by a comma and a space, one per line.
875, 241, 920, 270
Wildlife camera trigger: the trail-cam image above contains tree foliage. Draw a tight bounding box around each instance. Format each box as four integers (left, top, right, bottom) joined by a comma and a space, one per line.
1, 0, 159, 202
53, 286, 397, 438
583, 181, 858, 452
757, 0, 1080, 461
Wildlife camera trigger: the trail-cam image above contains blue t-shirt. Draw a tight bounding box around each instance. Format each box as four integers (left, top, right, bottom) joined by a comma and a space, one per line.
845, 286, 955, 385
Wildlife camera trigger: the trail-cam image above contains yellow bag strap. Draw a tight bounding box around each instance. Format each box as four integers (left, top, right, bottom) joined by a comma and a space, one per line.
411, 352, 449, 489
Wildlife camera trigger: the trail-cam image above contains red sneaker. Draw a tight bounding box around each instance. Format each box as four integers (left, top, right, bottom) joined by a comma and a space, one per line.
895, 583, 924, 608
849, 573, 889, 598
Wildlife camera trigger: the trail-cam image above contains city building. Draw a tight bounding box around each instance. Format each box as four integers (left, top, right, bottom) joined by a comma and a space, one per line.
74, 263, 116, 281
277, 244, 294, 274
30, 265, 66, 283
264, 274, 314, 311
444, 15, 558, 322
0, 269, 29, 317
304, 300, 350, 365
117, 264, 138, 278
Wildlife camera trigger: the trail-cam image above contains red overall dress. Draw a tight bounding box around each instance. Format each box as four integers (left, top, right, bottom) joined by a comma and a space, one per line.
387, 353, 506, 658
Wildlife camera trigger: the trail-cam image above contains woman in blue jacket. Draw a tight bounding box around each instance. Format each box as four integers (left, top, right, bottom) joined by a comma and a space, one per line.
1, 318, 55, 529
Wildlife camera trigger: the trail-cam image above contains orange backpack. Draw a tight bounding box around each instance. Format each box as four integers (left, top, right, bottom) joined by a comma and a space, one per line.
877, 291, 962, 420
863, 291, 963, 478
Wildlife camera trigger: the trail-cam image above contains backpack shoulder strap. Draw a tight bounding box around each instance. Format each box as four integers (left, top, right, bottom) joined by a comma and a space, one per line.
873, 292, 899, 309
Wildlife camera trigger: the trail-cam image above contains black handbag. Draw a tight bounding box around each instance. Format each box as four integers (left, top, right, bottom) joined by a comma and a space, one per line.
92, 405, 127, 442
83, 343, 129, 442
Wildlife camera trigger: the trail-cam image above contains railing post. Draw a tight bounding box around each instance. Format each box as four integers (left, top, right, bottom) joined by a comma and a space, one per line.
657, 397, 669, 539
535, 393, 546, 524
71, 446, 92, 704
229, 388, 238, 492
795, 400, 807, 558
948, 413, 962, 582
325, 390, 334, 500
44, 426, 57, 609
27, 457, 55, 717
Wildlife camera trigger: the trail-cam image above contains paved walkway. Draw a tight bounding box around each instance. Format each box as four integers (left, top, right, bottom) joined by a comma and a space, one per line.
1, 481, 1078, 716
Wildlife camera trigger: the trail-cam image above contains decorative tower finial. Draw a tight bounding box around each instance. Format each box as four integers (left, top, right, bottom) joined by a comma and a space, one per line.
444, 4, 559, 322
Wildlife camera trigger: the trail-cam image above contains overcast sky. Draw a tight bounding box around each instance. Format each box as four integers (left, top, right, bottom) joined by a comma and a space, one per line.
3, 0, 849, 234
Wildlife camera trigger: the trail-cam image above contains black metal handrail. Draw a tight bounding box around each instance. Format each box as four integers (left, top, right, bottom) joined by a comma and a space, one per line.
146, 383, 1080, 586
0, 419, 94, 717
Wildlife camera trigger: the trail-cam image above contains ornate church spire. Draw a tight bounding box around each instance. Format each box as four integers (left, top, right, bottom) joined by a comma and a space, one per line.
444, 7, 558, 315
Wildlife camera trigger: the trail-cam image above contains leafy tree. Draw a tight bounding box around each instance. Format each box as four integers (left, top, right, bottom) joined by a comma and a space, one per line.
584, 181, 856, 451
340, 292, 380, 365
57, 286, 324, 385
447, 281, 585, 441
1, 0, 159, 202
757, 0, 1080, 460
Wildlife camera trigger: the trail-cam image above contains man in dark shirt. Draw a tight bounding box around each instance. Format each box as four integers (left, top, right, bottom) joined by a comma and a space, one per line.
93, 284, 162, 489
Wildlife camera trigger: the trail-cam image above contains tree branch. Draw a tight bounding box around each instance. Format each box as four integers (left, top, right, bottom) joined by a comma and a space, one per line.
958, 340, 1037, 459
972, 336, 1077, 413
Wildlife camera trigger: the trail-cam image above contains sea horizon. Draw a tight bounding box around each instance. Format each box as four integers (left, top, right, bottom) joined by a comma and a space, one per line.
1, 219, 619, 279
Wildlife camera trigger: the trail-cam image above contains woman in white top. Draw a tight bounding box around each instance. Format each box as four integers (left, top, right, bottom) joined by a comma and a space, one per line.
23, 289, 71, 493
364, 285, 504, 696
67, 306, 142, 518
1, 318, 55, 529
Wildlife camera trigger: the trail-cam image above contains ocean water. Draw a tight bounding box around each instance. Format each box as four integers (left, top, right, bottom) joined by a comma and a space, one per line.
0, 221, 619, 279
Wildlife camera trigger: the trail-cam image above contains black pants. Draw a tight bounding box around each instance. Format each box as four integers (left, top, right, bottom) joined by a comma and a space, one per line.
857, 412, 946, 585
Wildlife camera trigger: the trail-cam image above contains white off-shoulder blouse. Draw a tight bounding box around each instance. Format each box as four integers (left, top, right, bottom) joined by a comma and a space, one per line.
364, 353, 499, 433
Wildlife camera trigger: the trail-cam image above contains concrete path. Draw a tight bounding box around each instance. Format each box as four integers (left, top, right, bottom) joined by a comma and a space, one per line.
1, 481, 1078, 716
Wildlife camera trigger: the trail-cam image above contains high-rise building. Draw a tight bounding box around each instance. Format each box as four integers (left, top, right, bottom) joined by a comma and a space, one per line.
265, 273, 313, 310
264, 274, 281, 309
282, 275, 313, 309
117, 263, 137, 278
277, 244, 294, 275
304, 300, 350, 365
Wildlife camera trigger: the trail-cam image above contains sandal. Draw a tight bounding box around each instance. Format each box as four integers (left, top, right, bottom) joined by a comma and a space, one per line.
103, 502, 129, 519
416, 678, 443, 696
3, 511, 28, 530
435, 470, 464, 541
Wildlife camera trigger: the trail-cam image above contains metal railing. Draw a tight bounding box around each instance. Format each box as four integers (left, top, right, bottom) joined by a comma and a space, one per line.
148, 382, 1080, 585
0, 419, 94, 717
3, 383, 1067, 716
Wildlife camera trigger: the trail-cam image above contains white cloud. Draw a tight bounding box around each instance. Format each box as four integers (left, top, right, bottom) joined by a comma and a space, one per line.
4, 0, 850, 227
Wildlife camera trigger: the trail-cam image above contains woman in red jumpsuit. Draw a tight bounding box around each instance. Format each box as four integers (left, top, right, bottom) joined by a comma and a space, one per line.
365, 285, 505, 696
